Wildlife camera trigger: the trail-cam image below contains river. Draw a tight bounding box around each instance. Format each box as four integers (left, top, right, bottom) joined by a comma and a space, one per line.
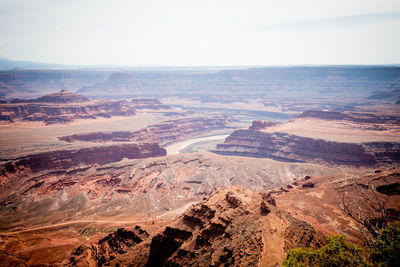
166, 134, 229, 155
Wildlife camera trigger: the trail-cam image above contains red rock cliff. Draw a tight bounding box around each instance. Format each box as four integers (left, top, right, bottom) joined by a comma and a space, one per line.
59, 116, 234, 145
1, 143, 166, 174
213, 129, 400, 167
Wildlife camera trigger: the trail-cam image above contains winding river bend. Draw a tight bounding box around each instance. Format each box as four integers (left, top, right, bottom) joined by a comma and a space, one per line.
166, 134, 229, 155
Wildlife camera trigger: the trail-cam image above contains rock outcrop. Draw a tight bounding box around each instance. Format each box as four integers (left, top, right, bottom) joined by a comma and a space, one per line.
1, 143, 166, 174
70, 227, 150, 266
248, 120, 277, 130
10, 90, 89, 103
213, 129, 400, 168
0, 92, 169, 124
59, 116, 233, 145
273, 168, 400, 240
130, 98, 170, 109
0, 101, 135, 124
70, 186, 326, 266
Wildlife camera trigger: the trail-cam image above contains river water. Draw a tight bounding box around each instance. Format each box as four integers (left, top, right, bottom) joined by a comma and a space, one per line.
166, 134, 229, 155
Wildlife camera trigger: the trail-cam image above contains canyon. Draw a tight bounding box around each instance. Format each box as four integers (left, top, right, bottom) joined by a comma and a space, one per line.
214, 111, 400, 168
1, 167, 398, 266
70, 186, 326, 266
59, 116, 234, 146
0, 67, 399, 266
0, 153, 335, 230
2, 67, 400, 102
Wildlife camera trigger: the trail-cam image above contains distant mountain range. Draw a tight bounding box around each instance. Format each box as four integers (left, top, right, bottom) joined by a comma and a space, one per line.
0, 58, 79, 70
1, 57, 399, 71
0, 58, 256, 71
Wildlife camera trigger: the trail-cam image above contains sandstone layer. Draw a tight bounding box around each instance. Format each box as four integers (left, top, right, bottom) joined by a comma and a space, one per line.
214, 111, 400, 168
10, 90, 89, 103
0, 91, 169, 124
59, 116, 234, 146
0, 143, 166, 175
296, 110, 400, 124
214, 130, 400, 168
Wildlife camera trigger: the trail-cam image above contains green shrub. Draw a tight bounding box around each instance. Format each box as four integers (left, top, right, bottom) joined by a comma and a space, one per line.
371, 221, 400, 266
283, 235, 370, 267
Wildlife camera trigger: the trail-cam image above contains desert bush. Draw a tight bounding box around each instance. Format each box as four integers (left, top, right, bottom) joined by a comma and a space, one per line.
283, 235, 370, 267
284, 222, 400, 266
371, 221, 400, 266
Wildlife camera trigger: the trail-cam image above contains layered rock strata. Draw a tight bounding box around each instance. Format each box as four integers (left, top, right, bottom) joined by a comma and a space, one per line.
1, 143, 166, 174
213, 129, 400, 167
296, 110, 400, 125
0, 153, 334, 230
10, 90, 89, 103
59, 116, 233, 145
0, 91, 169, 124
0, 100, 137, 124
248, 120, 277, 130
130, 98, 169, 109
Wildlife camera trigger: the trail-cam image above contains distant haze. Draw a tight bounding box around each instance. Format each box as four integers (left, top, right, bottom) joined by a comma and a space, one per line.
0, 0, 399, 66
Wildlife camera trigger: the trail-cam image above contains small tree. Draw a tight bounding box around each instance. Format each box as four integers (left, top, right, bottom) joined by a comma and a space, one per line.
283, 235, 370, 267
371, 221, 400, 266
284, 223, 400, 266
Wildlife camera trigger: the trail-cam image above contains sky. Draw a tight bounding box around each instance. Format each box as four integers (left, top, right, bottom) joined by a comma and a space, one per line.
0, 0, 400, 66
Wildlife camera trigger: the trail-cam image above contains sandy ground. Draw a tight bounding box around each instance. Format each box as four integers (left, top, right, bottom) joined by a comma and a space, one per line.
0, 112, 168, 158
262, 118, 400, 143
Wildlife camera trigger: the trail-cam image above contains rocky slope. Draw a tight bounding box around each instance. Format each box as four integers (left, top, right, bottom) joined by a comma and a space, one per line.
0, 91, 169, 124
70, 186, 326, 266
59, 116, 234, 146
272, 168, 400, 240
0, 153, 335, 230
63, 168, 400, 267
1, 167, 398, 266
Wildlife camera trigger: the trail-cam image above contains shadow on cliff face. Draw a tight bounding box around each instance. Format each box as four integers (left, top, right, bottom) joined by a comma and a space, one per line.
377, 182, 400, 196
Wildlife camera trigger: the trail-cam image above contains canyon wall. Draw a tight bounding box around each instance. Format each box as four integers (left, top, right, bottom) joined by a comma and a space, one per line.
2, 67, 399, 101
1, 143, 166, 174
0, 100, 136, 124
59, 116, 233, 145
0, 91, 169, 124
295, 110, 400, 124
213, 129, 400, 167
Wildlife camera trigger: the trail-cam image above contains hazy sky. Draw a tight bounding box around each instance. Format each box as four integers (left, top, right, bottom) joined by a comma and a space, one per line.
1, 0, 399, 66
